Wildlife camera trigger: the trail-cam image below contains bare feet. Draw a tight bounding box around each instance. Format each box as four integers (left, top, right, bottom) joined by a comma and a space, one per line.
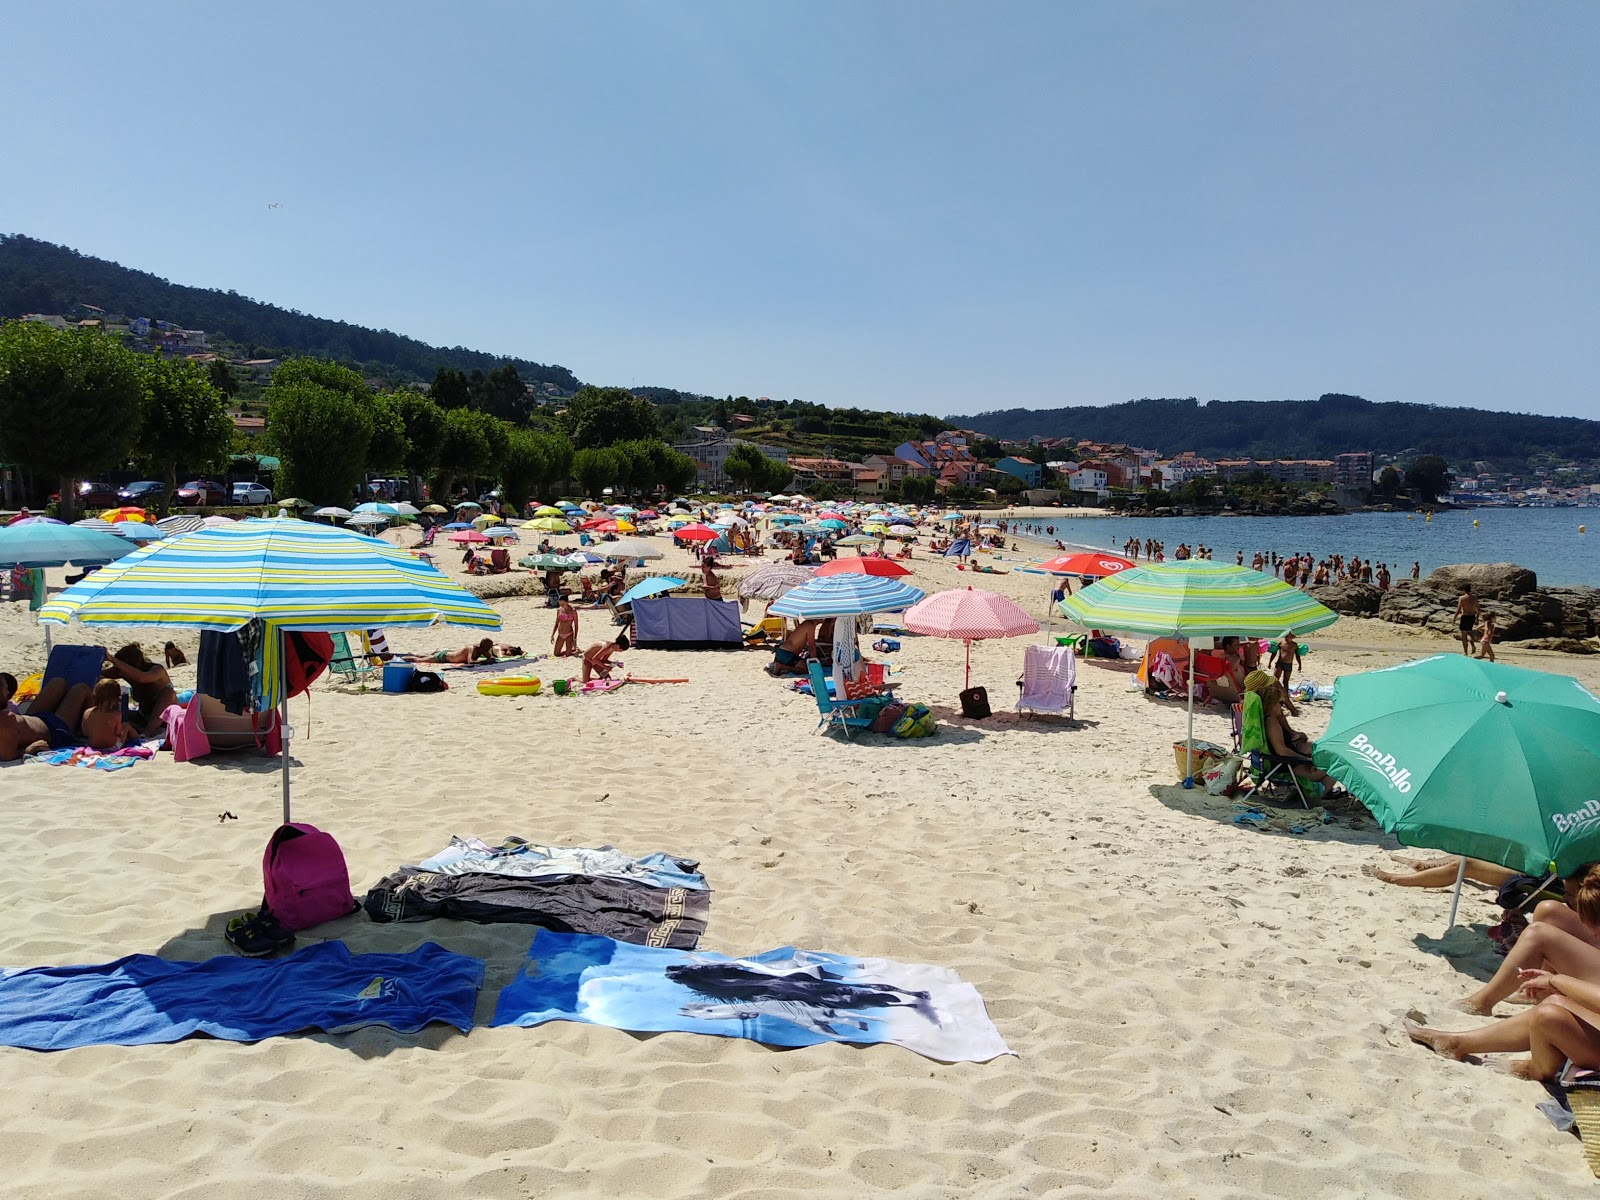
1405, 1018, 1469, 1060
1362, 864, 1407, 884
1447, 995, 1496, 1016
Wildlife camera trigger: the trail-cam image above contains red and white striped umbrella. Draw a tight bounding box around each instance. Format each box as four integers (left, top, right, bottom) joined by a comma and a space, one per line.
904, 586, 1041, 688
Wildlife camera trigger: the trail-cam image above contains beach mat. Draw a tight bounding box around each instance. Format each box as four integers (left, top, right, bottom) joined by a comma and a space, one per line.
492, 929, 1013, 1063
0, 941, 483, 1050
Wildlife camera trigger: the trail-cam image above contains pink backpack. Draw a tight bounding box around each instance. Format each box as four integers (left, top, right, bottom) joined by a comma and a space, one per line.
262, 823, 356, 931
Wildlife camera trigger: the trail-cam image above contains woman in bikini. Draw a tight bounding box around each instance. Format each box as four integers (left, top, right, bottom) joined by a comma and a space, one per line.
552, 593, 580, 657
104, 644, 179, 735
403, 638, 520, 665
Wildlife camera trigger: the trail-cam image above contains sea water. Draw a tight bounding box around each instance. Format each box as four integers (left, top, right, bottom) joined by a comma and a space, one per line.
1002, 506, 1599, 587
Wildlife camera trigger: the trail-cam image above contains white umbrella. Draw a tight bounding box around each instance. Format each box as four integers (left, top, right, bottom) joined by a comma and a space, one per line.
600, 539, 664, 560
313, 507, 353, 520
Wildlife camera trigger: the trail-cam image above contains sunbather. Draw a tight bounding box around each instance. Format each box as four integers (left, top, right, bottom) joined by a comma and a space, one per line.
104, 644, 179, 736
1443, 865, 1600, 1015
582, 634, 629, 683
79, 679, 139, 751
1405, 973, 1600, 1081
0, 672, 16, 710
403, 638, 519, 665
1244, 671, 1335, 788
1362, 855, 1518, 890
0, 679, 93, 761
769, 619, 820, 676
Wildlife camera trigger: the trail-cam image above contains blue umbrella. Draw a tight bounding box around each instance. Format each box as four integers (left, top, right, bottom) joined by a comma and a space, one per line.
619, 576, 686, 605
441, 521, 474, 530
770, 574, 925, 619
0, 521, 139, 568
353, 502, 401, 515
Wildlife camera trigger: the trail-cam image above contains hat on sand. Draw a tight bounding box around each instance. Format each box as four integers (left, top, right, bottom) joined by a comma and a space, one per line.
1244, 670, 1275, 694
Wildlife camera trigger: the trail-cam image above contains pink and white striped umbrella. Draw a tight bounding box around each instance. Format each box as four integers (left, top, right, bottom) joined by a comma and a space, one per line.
904, 586, 1041, 688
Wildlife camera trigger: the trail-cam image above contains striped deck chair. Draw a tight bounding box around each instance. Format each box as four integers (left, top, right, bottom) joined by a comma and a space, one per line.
327, 631, 383, 688
1017, 644, 1076, 719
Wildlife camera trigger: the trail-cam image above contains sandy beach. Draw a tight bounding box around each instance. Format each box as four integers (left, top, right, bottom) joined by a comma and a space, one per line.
5, 533, 1599, 1199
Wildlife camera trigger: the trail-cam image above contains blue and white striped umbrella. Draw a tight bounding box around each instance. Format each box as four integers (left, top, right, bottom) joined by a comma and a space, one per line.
769, 574, 925, 619
353, 501, 401, 515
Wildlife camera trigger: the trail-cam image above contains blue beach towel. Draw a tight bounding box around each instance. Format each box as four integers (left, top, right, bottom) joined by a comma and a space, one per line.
492, 929, 1012, 1063
0, 940, 483, 1051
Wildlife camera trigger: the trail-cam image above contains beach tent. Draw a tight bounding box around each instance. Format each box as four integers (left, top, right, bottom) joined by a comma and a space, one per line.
1060, 560, 1337, 784
39, 518, 499, 822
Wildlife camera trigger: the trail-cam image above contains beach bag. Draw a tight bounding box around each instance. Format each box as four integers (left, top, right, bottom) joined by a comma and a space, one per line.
892, 703, 937, 738
1202, 754, 1243, 796
870, 702, 908, 733
959, 685, 991, 719
408, 670, 448, 693
262, 823, 356, 931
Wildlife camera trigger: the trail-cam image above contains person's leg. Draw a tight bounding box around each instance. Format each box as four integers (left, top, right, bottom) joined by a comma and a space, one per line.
27, 676, 68, 714
1364, 857, 1516, 888
1515, 997, 1600, 1080
52, 683, 92, 731
1459, 922, 1600, 1013
1528, 899, 1600, 948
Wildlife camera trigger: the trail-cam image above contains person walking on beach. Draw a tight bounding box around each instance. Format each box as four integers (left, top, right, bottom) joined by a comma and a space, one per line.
1273, 631, 1299, 692
1454, 584, 1481, 655
1476, 612, 1497, 662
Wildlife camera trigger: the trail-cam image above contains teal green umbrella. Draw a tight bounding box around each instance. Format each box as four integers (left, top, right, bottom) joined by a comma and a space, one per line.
1314, 655, 1600, 883
1058, 561, 1338, 784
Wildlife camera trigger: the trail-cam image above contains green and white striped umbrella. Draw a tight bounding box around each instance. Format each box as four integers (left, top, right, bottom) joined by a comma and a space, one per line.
1057, 560, 1338, 638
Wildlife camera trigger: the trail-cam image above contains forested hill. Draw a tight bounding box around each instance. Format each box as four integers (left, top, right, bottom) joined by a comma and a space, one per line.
952, 395, 1600, 465
0, 235, 580, 390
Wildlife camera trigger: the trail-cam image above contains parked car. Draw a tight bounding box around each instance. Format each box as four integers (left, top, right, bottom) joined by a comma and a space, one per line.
232, 482, 273, 505
118, 480, 166, 504
62, 481, 121, 509
175, 480, 229, 506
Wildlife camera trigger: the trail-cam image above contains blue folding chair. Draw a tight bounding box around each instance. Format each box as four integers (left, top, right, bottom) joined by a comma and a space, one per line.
807, 661, 872, 738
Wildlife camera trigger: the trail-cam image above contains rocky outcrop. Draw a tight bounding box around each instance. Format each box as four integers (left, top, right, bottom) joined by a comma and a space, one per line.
1373, 565, 1600, 647
1518, 637, 1599, 655
1424, 562, 1538, 600
1309, 581, 1382, 617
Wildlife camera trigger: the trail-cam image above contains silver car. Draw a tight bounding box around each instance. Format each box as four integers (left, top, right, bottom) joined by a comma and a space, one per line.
232, 482, 274, 505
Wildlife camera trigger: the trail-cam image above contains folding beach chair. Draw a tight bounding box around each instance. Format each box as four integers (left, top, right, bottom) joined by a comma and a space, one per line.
807, 661, 872, 739
327, 631, 382, 689
1239, 691, 1312, 807
1016, 643, 1076, 719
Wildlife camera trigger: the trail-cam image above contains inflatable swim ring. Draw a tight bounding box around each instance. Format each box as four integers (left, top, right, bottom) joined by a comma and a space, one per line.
477, 676, 541, 697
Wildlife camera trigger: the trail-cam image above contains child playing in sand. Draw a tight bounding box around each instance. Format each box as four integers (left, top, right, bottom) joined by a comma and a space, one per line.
1476, 612, 1497, 662
79, 679, 138, 751
582, 634, 629, 683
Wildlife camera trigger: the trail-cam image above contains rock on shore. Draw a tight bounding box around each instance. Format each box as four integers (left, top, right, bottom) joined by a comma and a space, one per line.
1312, 562, 1600, 648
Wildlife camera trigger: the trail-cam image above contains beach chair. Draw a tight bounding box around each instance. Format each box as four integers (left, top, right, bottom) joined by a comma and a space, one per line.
744, 616, 784, 644
419, 525, 437, 548
1016, 643, 1076, 719
807, 661, 872, 739
327, 631, 382, 689
1239, 691, 1312, 807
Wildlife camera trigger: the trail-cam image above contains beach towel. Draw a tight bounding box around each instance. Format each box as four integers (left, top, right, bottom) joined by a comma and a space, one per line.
0, 941, 483, 1051
492, 930, 1013, 1063
364, 869, 708, 949
29, 743, 158, 771
1240, 691, 1267, 753
413, 837, 707, 891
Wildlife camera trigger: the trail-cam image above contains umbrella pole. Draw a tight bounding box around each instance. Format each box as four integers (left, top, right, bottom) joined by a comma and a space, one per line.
1444, 855, 1468, 934
279, 693, 291, 825
1183, 638, 1196, 787
965, 639, 971, 689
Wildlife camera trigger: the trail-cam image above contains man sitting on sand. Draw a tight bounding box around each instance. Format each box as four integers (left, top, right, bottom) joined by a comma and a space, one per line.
0, 679, 93, 761
1454, 584, 1480, 655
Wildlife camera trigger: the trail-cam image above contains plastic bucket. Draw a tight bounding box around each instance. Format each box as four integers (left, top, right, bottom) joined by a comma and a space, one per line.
552, 678, 570, 695
382, 663, 416, 693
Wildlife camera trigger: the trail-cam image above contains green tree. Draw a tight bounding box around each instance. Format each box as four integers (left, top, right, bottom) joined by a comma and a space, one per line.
498, 426, 548, 511
1375, 465, 1403, 497
365, 391, 411, 475
136, 356, 234, 502
205, 357, 239, 399
393, 391, 446, 486
900, 475, 937, 502
472, 363, 530, 422
559, 386, 661, 449
266, 382, 373, 504
572, 446, 618, 497
1404, 455, 1453, 504
530, 431, 574, 497
271, 357, 370, 398
431, 406, 494, 503
430, 366, 472, 410
722, 443, 767, 492
0, 322, 144, 520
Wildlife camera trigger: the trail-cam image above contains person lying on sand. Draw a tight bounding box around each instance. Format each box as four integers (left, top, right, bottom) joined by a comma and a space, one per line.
1363, 855, 1518, 890
582, 634, 629, 684
402, 639, 521, 665
79, 679, 139, 751
104, 644, 179, 736
0, 679, 92, 761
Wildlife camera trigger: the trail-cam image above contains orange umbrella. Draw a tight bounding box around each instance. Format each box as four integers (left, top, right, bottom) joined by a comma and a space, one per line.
99, 507, 149, 524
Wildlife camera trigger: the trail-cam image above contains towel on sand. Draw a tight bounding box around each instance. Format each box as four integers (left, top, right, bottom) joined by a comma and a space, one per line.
0, 941, 483, 1050
492, 929, 1013, 1063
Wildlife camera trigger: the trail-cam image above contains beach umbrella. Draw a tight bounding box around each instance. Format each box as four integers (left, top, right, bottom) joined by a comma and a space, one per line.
816, 556, 913, 578
345, 513, 390, 527
9, 516, 65, 525
421, 504, 449, 515
392, 502, 421, 517
886, 529, 917, 541
818, 518, 850, 531
610, 505, 638, 516
455, 501, 482, 511
112, 521, 165, 541
737, 562, 815, 601
619, 576, 686, 606
99, 507, 148, 523
940, 513, 964, 523
834, 533, 878, 548
449, 529, 491, 544
155, 516, 207, 536
0, 521, 137, 568
71, 518, 123, 534
440, 521, 473, 531
771, 513, 802, 525
533, 505, 565, 518
1059, 560, 1337, 784
614, 519, 638, 534
1028, 552, 1134, 578
637, 510, 659, 520
521, 517, 573, 534
472, 514, 503, 529
904, 586, 1041, 688
675, 524, 722, 542
483, 526, 518, 540
521, 553, 584, 571
599, 539, 664, 561
200, 516, 238, 529
770, 574, 925, 620
38, 518, 498, 822
1313, 656, 1600, 927
276, 498, 314, 509
313, 507, 353, 520
354, 502, 401, 516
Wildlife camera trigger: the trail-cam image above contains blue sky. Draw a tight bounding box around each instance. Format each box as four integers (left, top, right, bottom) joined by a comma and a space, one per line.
4, 2, 1596, 420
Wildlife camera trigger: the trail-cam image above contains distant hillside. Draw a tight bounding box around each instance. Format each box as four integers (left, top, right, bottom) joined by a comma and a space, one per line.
0, 234, 580, 390
951, 395, 1600, 466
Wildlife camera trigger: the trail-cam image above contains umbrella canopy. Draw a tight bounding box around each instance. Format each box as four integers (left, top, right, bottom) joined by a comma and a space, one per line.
277, 498, 314, 509
353, 502, 401, 515
815, 556, 913, 578
199, 515, 237, 530
393, 502, 421, 517
533, 506, 566, 518
1057, 560, 1338, 639
1313, 656, 1600, 877
154, 516, 207, 536
10, 516, 65, 525
737, 562, 816, 601
0, 522, 139, 568
674, 524, 722, 542
449, 529, 491, 544
904, 586, 1041, 687
770, 574, 925, 619
521, 517, 573, 533
39, 518, 499, 823
455, 501, 482, 510
834, 533, 878, 548
520, 553, 585, 571
472, 514, 503, 529
345, 513, 390, 527
599, 539, 664, 561
619, 576, 686, 605
313, 506, 353, 520
99, 507, 148, 523
483, 526, 519, 540
818, 518, 850, 531
1030, 552, 1135, 578
421, 504, 450, 514
771, 513, 803, 525
440, 521, 474, 531
115, 522, 166, 541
